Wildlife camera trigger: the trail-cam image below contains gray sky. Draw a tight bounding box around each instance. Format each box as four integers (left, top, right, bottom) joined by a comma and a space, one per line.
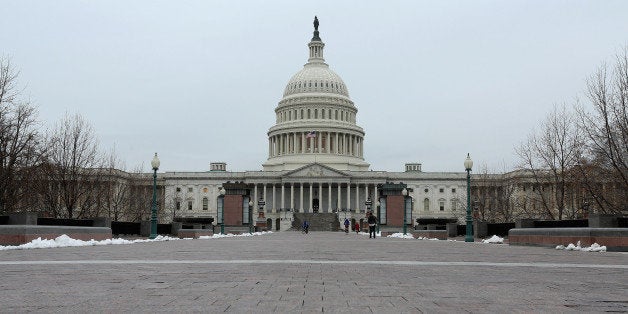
2, 1, 627, 173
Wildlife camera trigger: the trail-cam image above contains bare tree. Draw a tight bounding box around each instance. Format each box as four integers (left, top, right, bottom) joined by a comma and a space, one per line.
472, 164, 520, 223
0, 58, 44, 213
44, 112, 103, 218
516, 105, 583, 220
576, 47, 628, 214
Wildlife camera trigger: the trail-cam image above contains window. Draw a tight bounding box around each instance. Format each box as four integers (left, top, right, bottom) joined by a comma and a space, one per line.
424, 188, 428, 193
188, 187, 193, 193
451, 199, 458, 211
439, 188, 444, 193
176, 187, 181, 192
202, 197, 208, 210
176, 201, 181, 210
439, 201, 445, 211
423, 198, 429, 211
187, 201, 193, 210
452, 188, 456, 193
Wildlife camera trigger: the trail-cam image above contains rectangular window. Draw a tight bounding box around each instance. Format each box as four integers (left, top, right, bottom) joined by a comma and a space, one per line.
379, 198, 387, 224
188, 187, 193, 193
452, 188, 456, 193
176, 187, 181, 192
202, 198, 208, 210
439, 188, 444, 193
242, 196, 250, 224
217, 198, 224, 223
188, 201, 193, 210
176, 201, 181, 210
439, 201, 445, 211
405, 197, 412, 224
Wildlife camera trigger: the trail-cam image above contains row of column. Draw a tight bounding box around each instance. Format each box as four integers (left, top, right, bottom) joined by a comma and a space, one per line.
268, 131, 363, 158
251, 182, 379, 214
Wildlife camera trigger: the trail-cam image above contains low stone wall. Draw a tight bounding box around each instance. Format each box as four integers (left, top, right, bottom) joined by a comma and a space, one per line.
509, 228, 628, 252
177, 229, 213, 239
0, 225, 112, 246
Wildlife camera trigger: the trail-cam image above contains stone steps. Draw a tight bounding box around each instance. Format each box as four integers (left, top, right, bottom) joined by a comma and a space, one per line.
293, 213, 340, 231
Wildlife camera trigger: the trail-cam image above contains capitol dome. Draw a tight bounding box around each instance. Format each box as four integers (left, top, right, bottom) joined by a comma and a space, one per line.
283, 64, 349, 97
263, 17, 369, 172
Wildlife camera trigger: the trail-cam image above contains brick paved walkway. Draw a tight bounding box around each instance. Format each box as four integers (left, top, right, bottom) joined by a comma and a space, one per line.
0, 232, 626, 313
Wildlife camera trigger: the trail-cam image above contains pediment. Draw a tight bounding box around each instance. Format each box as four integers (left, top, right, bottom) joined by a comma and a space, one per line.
285, 163, 349, 178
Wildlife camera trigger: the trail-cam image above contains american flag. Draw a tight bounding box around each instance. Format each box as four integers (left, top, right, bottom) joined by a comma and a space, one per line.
306, 131, 316, 138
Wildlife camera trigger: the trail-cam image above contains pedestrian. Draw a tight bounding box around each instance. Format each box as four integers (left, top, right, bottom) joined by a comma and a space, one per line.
344, 218, 350, 233
302, 220, 309, 234
354, 221, 360, 234
367, 211, 377, 238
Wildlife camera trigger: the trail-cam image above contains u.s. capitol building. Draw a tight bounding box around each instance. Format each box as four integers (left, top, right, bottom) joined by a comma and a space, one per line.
163, 18, 467, 229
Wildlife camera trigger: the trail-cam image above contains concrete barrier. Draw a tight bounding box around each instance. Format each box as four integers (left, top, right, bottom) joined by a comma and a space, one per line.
177, 229, 213, 239
509, 228, 628, 252
0, 225, 112, 246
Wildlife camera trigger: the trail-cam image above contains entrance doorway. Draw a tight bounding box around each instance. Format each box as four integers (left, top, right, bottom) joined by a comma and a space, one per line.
313, 198, 319, 213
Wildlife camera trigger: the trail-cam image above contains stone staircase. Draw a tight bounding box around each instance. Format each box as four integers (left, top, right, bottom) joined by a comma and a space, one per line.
293, 213, 340, 232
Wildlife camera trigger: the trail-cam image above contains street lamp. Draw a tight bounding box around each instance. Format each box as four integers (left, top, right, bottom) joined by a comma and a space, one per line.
219, 187, 226, 234
402, 188, 408, 235
248, 200, 254, 233
149, 153, 160, 239
464, 153, 474, 242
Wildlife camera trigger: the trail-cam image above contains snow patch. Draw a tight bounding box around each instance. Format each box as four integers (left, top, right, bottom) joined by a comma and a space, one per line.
555, 241, 606, 252
387, 233, 416, 239
482, 235, 504, 244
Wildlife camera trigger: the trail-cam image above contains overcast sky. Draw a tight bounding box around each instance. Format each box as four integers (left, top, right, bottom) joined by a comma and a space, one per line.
2, 1, 627, 173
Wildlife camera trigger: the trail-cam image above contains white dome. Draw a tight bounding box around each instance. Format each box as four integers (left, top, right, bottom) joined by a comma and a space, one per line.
282, 63, 349, 97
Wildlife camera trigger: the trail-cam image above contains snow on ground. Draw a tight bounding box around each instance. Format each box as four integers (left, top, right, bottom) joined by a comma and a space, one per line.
387, 233, 415, 239
0, 231, 273, 251
556, 241, 607, 252
482, 235, 504, 244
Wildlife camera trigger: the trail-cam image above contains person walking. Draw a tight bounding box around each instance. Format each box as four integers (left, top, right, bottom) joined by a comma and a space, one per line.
302, 220, 309, 234
354, 221, 360, 234
343, 218, 350, 234
367, 212, 377, 238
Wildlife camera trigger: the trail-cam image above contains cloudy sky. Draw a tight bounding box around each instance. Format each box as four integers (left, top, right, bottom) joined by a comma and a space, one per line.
2, 1, 627, 173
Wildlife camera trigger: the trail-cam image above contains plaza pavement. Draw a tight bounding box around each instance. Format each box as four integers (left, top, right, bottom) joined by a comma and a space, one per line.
0, 231, 626, 313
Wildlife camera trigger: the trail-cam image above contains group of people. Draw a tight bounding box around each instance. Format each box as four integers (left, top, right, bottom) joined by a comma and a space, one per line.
301, 212, 378, 238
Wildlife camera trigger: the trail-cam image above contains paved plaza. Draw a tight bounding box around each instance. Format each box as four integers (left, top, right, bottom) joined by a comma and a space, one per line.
0, 232, 627, 313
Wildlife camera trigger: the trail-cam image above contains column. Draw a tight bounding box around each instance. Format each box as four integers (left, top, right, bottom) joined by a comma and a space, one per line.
268, 138, 271, 158
281, 184, 285, 211
318, 132, 322, 153
335, 132, 339, 154
364, 184, 369, 205
349, 135, 353, 156
347, 183, 351, 211
309, 183, 313, 212
327, 132, 331, 154
301, 132, 306, 153
328, 183, 332, 212
293, 132, 297, 154
337, 183, 341, 210
300, 183, 304, 212
272, 184, 276, 213
262, 183, 266, 211
355, 183, 359, 213
309, 136, 313, 153
290, 183, 294, 210
254, 184, 258, 216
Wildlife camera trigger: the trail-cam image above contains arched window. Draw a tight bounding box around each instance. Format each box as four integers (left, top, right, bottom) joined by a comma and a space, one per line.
335, 110, 338, 120
307, 109, 311, 119
301, 109, 304, 119
322, 110, 325, 119
423, 198, 430, 211
314, 109, 318, 119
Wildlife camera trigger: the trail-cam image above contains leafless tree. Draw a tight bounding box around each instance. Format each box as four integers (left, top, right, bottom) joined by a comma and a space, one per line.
0, 58, 44, 213
472, 164, 520, 223
44, 112, 103, 218
516, 105, 584, 220
576, 47, 628, 214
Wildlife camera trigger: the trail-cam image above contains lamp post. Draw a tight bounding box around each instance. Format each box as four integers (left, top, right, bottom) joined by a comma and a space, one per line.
149, 153, 160, 239
401, 188, 408, 235
464, 153, 474, 242
248, 200, 254, 233
219, 188, 226, 234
